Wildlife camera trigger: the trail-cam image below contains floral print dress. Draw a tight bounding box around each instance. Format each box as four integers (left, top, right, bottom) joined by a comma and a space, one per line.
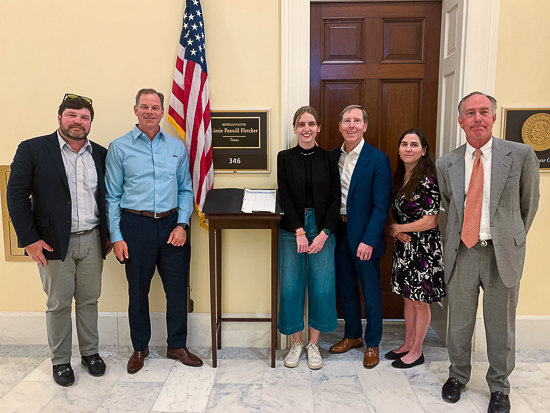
391, 175, 445, 303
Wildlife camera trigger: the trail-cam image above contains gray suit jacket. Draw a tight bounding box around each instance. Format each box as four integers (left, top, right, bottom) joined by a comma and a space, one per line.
436, 137, 539, 288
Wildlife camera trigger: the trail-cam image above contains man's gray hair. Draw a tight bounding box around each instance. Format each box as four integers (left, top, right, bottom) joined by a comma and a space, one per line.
458, 91, 497, 116
135, 88, 165, 109
339, 105, 368, 123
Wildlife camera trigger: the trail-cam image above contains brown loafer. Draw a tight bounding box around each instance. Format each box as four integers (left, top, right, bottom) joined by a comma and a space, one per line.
167, 346, 203, 367
329, 337, 364, 354
363, 346, 379, 369
127, 346, 149, 374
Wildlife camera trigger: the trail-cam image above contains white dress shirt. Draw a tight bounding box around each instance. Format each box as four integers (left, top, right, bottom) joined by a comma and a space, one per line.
338, 139, 365, 215
58, 133, 100, 233
464, 138, 492, 240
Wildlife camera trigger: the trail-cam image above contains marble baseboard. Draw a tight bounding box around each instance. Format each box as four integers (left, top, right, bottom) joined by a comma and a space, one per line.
0, 312, 275, 348
473, 315, 550, 351
3, 312, 550, 350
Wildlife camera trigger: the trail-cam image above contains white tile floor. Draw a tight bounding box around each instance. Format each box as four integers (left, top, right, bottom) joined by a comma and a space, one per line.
1, 322, 549, 413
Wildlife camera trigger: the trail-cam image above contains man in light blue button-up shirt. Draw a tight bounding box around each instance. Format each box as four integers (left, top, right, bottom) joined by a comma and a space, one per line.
105, 88, 203, 373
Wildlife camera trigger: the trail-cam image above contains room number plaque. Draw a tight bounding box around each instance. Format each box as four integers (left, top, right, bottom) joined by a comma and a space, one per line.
211, 110, 270, 173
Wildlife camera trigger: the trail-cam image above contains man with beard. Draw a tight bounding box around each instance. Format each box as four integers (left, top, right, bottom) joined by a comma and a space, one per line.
7, 94, 111, 387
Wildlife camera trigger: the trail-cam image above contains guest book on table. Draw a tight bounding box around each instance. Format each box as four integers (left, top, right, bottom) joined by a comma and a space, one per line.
202, 188, 283, 215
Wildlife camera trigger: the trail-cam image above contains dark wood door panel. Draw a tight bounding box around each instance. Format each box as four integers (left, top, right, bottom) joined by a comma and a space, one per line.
320, 80, 364, 149
382, 18, 425, 62
381, 236, 404, 318
315, 2, 439, 19
380, 80, 422, 171
320, 64, 425, 79
323, 19, 365, 63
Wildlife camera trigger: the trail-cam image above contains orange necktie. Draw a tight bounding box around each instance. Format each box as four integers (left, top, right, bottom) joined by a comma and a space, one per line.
462, 149, 483, 249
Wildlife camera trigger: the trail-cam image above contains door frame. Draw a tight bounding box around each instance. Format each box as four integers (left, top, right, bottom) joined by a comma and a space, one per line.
281, 0, 500, 149
280, 0, 501, 345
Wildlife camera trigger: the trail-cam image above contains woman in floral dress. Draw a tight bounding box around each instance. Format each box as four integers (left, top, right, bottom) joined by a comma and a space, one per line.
386, 128, 445, 369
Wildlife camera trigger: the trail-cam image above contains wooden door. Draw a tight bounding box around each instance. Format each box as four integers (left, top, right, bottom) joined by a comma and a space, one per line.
311, 1, 442, 319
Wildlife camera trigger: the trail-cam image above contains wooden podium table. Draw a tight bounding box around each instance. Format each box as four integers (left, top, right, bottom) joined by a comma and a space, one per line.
203, 189, 282, 368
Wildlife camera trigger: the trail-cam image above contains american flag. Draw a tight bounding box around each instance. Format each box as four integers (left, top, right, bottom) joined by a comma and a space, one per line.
168, 0, 213, 228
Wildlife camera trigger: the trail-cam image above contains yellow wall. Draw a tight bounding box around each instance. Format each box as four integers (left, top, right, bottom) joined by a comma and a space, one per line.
1, 0, 548, 318
494, 0, 550, 315
0, 0, 280, 313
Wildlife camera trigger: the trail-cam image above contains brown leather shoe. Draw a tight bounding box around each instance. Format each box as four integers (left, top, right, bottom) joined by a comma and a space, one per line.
127, 346, 149, 374
329, 337, 364, 354
363, 346, 379, 369
167, 346, 203, 367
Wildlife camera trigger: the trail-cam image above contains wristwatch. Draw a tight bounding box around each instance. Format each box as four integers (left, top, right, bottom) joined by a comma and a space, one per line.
322, 228, 331, 236
177, 223, 189, 231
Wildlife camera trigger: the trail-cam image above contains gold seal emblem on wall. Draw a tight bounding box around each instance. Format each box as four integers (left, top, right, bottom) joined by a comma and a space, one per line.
521, 113, 550, 151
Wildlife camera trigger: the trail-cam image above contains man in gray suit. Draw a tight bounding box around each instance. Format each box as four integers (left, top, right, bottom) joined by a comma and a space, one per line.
436, 92, 539, 413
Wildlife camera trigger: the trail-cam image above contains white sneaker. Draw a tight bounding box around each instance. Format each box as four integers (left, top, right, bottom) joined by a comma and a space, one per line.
284, 339, 304, 368
306, 342, 323, 370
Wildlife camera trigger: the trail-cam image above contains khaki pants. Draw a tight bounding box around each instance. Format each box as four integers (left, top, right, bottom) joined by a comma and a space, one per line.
39, 228, 103, 365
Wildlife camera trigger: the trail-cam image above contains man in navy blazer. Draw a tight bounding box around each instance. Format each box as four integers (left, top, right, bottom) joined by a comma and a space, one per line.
7, 94, 111, 386
329, 105, 392, 369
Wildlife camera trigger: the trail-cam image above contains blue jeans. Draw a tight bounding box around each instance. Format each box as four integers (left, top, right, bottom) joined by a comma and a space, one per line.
278, 208, 337, 335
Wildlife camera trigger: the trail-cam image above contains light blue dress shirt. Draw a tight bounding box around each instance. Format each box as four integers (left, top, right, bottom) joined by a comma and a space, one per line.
105, 126, 194, 243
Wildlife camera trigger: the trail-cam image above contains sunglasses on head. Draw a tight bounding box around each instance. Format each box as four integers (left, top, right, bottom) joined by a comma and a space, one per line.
63, 93, 93, 105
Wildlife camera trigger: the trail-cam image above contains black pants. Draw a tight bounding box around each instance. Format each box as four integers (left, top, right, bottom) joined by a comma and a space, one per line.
121, 210, 190, 351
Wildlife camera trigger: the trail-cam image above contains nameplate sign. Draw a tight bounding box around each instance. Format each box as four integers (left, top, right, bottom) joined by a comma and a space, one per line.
212, 110, 270, 173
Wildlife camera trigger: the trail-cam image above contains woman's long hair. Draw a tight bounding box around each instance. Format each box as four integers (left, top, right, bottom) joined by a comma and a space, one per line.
391, 128, 436, 202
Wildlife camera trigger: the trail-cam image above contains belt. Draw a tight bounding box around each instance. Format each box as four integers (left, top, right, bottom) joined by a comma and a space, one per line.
478, 239, 493, 247
339, 214, 347, 222
123, 208, 177, 219
72, 227, 98, 235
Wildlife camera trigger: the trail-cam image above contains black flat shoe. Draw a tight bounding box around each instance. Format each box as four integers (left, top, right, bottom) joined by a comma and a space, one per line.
391, 353, 424, 369
53, 363, 75, 387
81, 353, 106, 376
384, 350, 409, 360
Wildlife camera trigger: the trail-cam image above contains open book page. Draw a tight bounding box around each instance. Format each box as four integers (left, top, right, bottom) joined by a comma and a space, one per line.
241, 188, 277, 213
